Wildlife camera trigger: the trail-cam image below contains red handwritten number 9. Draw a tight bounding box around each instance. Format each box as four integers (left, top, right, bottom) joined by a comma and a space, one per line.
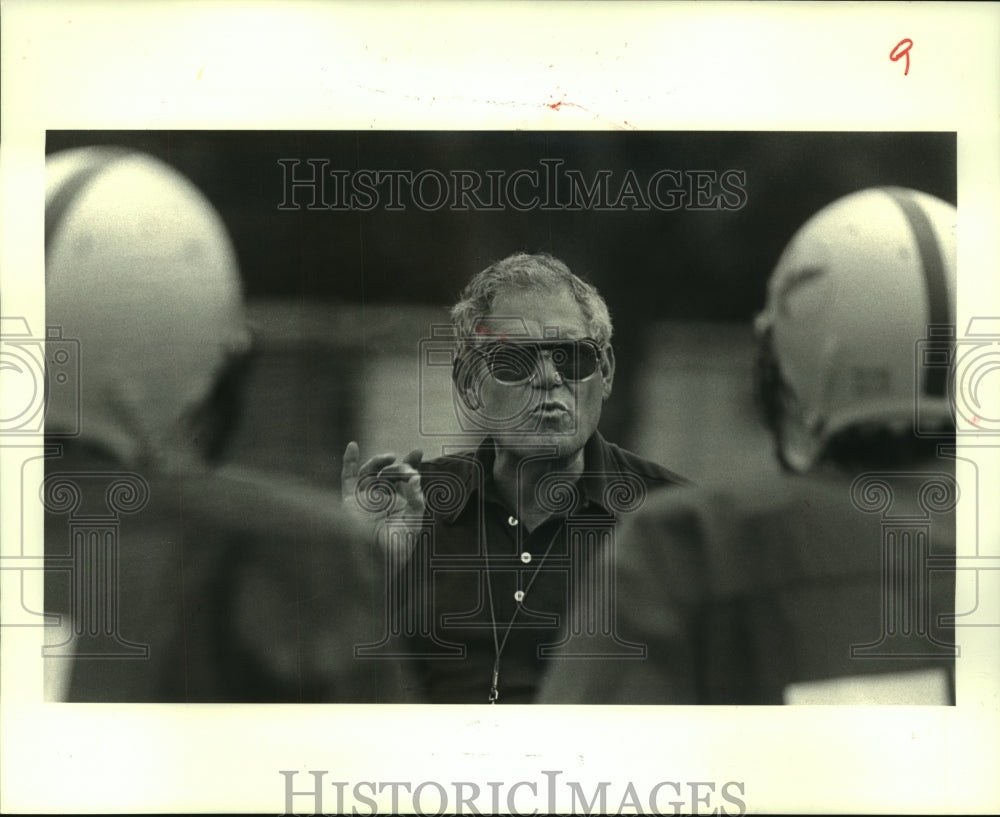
891, 38, 913, 76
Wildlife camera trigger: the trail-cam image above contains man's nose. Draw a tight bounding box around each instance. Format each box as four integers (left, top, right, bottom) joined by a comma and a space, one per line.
535, 351, 565, 388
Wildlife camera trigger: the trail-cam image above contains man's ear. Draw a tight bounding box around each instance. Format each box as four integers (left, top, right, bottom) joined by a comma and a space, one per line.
600, 344, 615, 399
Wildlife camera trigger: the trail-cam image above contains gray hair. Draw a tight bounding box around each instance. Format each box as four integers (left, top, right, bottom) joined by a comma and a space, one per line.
450, 252, 613, 346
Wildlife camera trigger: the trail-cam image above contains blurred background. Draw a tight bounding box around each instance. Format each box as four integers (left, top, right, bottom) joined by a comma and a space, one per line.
46, 130, 955, 487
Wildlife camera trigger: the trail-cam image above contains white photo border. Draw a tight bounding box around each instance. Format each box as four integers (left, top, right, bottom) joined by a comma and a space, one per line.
2, 2, 998, 814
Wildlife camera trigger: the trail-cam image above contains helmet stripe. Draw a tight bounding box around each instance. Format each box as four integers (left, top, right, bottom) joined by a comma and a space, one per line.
884, 187, 952, 397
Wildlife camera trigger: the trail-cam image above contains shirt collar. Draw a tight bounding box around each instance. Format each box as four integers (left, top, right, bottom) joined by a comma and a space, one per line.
577, 431, 616, 515
431, 432, 617, 524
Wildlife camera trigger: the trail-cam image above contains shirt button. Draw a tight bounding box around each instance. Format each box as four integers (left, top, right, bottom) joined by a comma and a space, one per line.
507, 515, 519, 526
520, 552, 532, 564
514, 590, 525, 602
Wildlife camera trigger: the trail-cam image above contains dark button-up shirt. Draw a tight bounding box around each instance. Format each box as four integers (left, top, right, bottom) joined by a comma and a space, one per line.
394, 432, 690, 704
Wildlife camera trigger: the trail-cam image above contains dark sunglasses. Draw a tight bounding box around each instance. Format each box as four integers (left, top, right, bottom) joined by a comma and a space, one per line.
476, 338, 604, 385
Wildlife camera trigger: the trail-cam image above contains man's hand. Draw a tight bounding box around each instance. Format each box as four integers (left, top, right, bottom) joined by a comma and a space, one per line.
341, 441, 426, 536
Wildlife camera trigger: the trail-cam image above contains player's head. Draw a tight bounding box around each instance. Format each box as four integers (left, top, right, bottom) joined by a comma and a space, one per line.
449, 252, 615, 455
754, 186, 957, 472
45, 146, 253, 469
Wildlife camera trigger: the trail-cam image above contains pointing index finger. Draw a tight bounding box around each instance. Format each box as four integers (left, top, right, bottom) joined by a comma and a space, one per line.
342, 441, 361, 483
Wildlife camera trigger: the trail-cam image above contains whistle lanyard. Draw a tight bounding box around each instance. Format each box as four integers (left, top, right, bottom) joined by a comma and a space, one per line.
483, 516, 562, 704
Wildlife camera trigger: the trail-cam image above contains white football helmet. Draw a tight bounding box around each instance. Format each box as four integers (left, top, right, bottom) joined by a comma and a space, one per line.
46, 147, 251, 468
754, 186, 957, 472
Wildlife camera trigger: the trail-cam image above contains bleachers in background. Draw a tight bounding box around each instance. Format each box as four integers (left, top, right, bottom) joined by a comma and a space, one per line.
227, 300, 778, 490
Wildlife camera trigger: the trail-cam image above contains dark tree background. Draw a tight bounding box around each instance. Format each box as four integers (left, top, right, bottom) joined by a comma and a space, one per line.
45, 130, 955, 314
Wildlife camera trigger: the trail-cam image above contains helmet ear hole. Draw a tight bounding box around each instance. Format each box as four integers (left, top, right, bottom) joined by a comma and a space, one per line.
754, 324, 820, 473
753, 325, 783, 434
774, 405, 822, 474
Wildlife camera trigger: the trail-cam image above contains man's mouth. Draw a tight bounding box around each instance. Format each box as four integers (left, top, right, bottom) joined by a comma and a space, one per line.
535, 401, 571, 415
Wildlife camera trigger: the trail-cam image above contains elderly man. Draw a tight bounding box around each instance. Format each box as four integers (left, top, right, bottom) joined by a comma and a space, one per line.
343, 252, 689, 703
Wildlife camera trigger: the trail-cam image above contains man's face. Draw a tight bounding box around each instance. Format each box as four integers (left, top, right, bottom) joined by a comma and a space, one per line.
460, 285, 615, 457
